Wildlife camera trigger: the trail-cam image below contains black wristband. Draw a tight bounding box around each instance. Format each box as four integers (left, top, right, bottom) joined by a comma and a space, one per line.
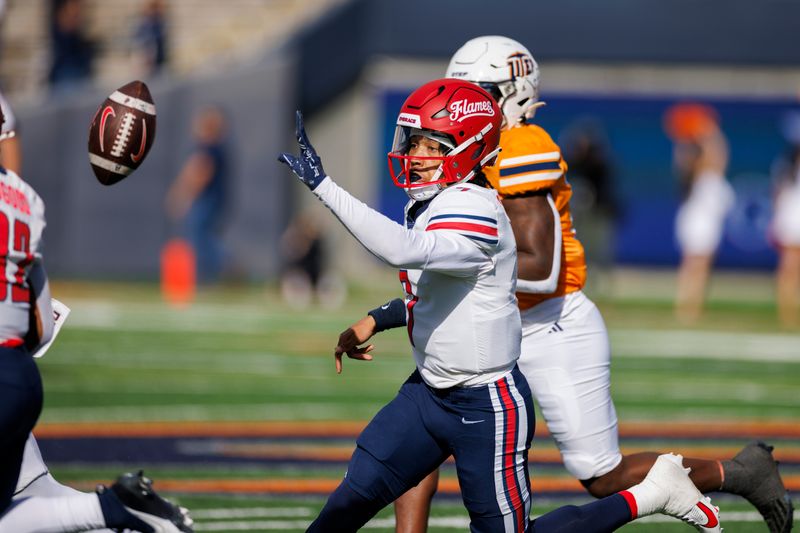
367, 298, 407, 333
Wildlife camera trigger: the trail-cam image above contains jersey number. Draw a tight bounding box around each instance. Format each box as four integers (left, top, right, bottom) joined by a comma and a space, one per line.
0, 212, 32, 303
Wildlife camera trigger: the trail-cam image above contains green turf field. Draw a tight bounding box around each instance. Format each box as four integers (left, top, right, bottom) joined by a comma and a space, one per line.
36, 271, 799, 532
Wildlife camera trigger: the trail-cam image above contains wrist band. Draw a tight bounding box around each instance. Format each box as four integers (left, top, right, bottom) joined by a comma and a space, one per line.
367, 298, 406, 332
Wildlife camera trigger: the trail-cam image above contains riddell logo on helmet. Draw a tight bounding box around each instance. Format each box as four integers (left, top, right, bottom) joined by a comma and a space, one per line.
448, 99, 495, 123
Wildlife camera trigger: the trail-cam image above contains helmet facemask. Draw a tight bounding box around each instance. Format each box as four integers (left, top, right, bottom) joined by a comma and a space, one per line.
478, 77, 543, 129
388, 125, 498, 201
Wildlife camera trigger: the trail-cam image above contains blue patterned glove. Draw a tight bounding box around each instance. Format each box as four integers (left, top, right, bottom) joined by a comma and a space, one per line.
277, 111, 327, 190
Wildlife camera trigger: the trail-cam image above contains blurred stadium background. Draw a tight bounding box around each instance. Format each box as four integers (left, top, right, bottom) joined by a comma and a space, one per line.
1, 0, 798, 531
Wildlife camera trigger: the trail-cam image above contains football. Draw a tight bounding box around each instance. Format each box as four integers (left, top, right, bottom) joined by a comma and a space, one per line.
88, 80, 156, 186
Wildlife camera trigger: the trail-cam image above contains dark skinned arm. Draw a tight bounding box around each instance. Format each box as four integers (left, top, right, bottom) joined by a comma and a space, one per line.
502, 191, 562, 293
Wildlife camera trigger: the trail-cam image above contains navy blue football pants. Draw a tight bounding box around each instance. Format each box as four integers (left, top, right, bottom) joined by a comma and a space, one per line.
308, 366, 535, 533
0, 347, 42, 514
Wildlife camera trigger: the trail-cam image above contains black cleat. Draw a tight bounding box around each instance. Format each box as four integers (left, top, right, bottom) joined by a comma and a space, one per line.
722, 442, 793, 533
105, 470, 194, 533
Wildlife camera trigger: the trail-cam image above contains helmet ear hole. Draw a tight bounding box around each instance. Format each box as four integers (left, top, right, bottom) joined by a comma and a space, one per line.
470, 143, 484, 161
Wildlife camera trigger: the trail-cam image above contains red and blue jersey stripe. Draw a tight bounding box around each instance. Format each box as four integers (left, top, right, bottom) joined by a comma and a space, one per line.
425, 213, 499, 245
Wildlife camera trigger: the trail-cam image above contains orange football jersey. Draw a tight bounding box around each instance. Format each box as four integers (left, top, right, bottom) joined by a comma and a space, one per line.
484, 123, 587, 310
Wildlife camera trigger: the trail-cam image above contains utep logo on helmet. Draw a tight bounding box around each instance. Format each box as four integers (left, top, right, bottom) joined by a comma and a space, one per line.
448, 99, 495, 123
507, 52, 534, 80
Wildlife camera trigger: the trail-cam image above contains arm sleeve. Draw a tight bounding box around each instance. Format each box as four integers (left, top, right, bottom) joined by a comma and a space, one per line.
515, 193, 562, 294
313, 177, 494, 276
367, 298, 406, 332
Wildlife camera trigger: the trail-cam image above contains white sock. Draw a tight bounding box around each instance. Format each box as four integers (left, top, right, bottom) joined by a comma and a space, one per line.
624, 475, 665, 518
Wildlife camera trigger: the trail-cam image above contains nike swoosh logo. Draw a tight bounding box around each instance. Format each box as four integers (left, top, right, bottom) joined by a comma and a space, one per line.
461, 417, 484, 425
99, 105, 116, 153
131, 118, 147, 162
381, 304, 390, 310
696, 501, 719, 528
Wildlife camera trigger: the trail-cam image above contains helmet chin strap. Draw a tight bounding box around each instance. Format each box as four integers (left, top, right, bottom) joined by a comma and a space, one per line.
406, 182, 442, 201
406, 163, 445, 201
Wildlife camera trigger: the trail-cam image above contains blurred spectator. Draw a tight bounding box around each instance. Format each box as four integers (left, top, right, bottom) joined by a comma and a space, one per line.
131, 0, 169, 77
664, 103, 735, 323
771, 112, 800, 327
165, 106, 231, 284
48, 0, 95, 94
280, 211, 345, 310
0, 92, 21, 173
559, 117, 619, 293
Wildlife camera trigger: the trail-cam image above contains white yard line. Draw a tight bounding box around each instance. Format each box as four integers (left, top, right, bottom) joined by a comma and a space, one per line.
192, 507, 312, 519
58, 299, 800, 364
611, 328, 800, 362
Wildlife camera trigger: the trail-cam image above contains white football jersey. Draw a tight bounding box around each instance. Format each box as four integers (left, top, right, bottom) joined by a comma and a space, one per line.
399, 184, 521, 387
0, 167, 46, 345
314, 177, 521, 388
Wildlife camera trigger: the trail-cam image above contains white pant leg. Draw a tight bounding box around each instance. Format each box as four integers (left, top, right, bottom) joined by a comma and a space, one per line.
0, 492, 106, 533
15, 434, 50, 495
518, 291, 622, 480
676, 172, 735, 256
774, 182, 800, 247
10, 435, 113, 533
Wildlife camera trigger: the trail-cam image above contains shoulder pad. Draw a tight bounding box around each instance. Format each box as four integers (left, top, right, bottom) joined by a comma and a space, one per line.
485, 124, 567, 197
427, 185, 500, 247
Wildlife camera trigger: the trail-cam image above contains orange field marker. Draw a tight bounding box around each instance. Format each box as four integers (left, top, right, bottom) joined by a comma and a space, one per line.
161, 239, 196, 307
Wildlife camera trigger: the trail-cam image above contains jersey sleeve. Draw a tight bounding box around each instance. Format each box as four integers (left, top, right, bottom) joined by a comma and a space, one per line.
27, 191, 46, 259
485, 125, 568, 197
313, 177, 494, 276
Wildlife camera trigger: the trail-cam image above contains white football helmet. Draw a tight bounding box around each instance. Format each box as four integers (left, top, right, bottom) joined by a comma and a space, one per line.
446, 35, 541, 128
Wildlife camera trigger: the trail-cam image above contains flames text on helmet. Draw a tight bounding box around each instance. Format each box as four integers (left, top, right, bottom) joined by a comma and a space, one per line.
448, 99, 495, 123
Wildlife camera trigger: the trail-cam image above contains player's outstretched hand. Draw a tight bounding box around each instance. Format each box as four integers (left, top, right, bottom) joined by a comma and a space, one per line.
334, 315, 377, 374
277, 110, 327, 190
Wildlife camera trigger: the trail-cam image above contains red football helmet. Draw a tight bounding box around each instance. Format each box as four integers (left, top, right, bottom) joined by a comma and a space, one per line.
388, 78, 502, 200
